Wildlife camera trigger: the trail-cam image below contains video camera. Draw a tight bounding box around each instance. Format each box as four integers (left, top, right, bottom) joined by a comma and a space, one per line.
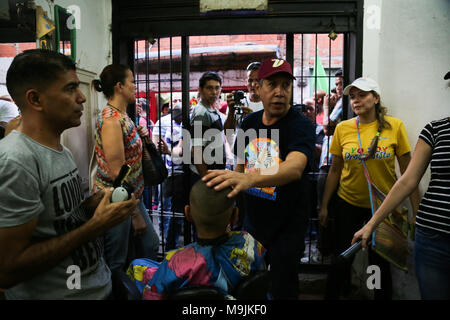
233, 90, 246, 115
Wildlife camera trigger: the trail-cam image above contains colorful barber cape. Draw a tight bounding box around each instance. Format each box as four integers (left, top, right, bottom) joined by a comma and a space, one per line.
127, 231, 266, 300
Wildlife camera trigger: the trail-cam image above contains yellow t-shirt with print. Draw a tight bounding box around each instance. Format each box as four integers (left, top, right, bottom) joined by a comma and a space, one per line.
329, 115, 411, 208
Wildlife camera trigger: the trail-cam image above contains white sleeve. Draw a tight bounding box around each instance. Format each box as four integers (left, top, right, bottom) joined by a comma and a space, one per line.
0, 101, 19, 123
329, 99, 343, 122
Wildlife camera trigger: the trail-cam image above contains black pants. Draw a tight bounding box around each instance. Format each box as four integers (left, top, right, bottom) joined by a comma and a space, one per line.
266, 231, 305, 300
245, 214, 306, 300
325, 195, 392, 300
317, 166, 330, 210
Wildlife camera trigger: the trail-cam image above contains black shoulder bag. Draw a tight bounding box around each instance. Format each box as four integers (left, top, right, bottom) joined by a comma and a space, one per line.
141, 136, 168, 186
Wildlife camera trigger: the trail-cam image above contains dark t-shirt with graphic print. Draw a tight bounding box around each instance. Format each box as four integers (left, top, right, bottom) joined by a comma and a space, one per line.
234, 106, 315, 244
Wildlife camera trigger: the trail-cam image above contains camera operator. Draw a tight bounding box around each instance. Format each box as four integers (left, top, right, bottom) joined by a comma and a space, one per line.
245, 61, 264, 112
225, 61, 264, 128
225, 90, 253, 128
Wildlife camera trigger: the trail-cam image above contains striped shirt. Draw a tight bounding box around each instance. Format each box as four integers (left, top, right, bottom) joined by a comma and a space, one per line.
416, 117, 450, 234
92, 106, 144, 198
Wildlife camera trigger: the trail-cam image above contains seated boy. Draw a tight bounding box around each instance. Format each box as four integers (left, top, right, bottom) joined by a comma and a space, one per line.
127, 180, 266, 300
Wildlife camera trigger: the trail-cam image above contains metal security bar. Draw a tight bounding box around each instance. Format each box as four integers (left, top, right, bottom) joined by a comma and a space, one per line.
293, 33, 344, 270
134, 37, 188, 258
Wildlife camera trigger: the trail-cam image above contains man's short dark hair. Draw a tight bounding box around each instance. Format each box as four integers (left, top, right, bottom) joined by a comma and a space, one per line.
246, 62, 261, 71
334, 69, 343, 77
199, 71, 222, 88
6, 49, 76, 109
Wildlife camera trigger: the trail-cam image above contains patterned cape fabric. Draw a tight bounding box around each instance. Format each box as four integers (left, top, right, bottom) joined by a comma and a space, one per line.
127, 231, 266, 300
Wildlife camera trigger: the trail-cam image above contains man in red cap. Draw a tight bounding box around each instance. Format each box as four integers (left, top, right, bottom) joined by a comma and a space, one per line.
203, 58, 315, 299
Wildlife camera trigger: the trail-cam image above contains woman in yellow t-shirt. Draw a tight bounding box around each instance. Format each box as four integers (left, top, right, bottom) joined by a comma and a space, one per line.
319, 77, 420, 300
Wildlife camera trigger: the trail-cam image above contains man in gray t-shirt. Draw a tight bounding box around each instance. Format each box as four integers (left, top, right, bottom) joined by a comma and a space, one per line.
190, 72, 239, 177
0, 49, 138, 299
0, 132, 112, 299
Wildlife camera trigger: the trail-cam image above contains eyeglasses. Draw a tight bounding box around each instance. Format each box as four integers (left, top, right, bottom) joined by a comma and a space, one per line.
204, 85, 221, 91
246, 62, 261, 71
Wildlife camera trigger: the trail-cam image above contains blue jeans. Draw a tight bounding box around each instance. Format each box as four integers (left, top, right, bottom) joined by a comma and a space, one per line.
157, 186, 172, 242
142, 186, 152, 211
104, 198, 160, 272
414, 226, 450, 300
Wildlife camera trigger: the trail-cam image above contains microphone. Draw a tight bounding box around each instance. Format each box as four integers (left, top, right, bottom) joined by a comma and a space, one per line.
338, 236, 372, 262
339, 241, 363, 261
111, 164, 134, 202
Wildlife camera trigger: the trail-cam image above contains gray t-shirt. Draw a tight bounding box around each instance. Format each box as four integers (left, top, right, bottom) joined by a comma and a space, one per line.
189, 101, 227, 174
0, 131, 111, 299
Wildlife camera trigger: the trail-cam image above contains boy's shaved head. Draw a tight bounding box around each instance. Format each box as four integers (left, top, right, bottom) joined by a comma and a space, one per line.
189, 181, 235, 234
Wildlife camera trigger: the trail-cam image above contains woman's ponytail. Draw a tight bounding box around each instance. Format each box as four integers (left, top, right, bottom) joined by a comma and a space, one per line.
363, 92, 391, 160
92, 78, 103, 92
90, 64, 129, 99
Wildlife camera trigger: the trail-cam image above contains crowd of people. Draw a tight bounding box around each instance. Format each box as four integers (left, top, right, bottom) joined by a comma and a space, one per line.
0, 49, 448, 301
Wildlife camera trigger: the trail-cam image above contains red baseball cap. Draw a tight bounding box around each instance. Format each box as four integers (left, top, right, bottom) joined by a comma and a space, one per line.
258, 58, 296, 80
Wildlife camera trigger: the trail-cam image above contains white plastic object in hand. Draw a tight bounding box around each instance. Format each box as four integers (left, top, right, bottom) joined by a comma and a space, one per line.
111, 187, 129, 202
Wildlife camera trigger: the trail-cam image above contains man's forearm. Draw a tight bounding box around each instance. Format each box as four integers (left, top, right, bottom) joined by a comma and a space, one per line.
194, 163, 208, 177
247, 153, 307, 189
0, 217, 102, 289
224, 112, 236, 130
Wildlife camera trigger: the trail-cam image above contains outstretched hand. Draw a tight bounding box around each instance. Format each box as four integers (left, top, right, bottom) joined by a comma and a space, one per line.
202, 170, 253, 198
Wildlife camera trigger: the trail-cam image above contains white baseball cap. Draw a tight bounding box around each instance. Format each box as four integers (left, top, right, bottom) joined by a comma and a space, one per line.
343, 77, 380, 96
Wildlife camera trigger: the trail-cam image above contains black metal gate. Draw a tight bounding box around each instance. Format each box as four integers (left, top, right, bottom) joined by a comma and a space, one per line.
133, 33, 345, 266
113, 0, 363, 264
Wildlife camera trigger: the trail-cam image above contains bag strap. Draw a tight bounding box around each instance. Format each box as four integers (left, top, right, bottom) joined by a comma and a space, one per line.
89, 113, 103, 191
355, 117, 377, 246
88, 147, 97, 192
